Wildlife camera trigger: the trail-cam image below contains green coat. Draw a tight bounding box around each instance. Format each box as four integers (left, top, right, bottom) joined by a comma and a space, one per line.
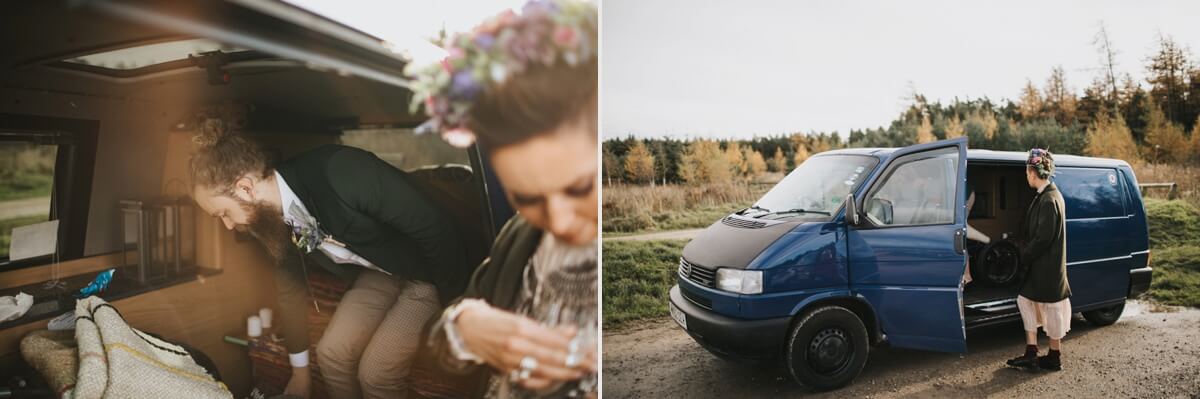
1018, 182, 1072, 303
422, 216, 543, 398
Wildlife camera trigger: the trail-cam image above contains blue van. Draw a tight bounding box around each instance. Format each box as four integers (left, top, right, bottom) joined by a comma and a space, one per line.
668, 137, 1153, 390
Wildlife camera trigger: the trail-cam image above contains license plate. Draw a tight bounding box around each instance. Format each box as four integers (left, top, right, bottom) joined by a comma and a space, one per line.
670, 301, 687, 330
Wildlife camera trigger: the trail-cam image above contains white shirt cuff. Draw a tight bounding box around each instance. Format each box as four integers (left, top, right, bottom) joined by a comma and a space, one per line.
289, 350, 310, 368
445, 300, 485, 364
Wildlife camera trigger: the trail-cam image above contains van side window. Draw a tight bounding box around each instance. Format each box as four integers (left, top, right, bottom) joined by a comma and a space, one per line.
1054, 167, 1125, 219
864, 147, 958, 227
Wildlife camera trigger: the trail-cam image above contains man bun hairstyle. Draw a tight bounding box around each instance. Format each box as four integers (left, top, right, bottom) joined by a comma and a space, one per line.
188, 107, 271, 193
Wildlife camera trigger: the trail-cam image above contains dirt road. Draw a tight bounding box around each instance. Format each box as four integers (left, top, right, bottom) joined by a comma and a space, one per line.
0, 196, 50, 220
602, 300, 1200, 398
603, 229, 704, 242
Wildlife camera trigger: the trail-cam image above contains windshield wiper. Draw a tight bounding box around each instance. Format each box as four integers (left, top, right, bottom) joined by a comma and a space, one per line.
747, 204, 770, 213
762, 208, 831, 217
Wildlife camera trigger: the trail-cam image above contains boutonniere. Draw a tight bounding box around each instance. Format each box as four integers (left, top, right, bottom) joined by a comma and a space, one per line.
288, 203, 328, 254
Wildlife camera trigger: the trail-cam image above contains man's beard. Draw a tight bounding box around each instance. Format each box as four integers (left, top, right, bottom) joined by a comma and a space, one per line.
234, 198, 292, 265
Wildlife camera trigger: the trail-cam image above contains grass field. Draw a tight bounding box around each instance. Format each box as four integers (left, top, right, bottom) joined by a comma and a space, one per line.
1143, 198, 1200, 307
0, 173, 53, 202
602, 239, 687, 329
602, 199, 1200, 331
602, 182, 770, 233
0, 214, 52, 259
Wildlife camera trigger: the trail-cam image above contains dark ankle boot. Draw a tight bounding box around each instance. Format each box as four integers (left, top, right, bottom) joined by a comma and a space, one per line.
1038, 349, 1062, 371
1006, 345, 1039, 370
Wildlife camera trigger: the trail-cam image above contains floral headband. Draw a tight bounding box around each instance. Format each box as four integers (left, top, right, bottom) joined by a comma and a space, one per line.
405, 0, 597, 148
1026, 148, 1054, 178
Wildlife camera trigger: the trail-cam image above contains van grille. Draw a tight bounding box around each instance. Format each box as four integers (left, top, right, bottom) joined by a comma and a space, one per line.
680, 286, 713, 309
678, 258, 717, 287
722, 215, 767, 229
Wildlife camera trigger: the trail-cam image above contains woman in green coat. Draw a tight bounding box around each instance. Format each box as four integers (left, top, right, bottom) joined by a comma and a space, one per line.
1006, 148, 1072, 372
410, 1, 599, 397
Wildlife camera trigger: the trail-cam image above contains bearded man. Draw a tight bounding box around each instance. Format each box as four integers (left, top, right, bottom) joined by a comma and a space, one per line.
189, 121, 473, 399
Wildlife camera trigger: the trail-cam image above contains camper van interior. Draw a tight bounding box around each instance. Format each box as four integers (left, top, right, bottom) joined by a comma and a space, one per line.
0, 2, 503, 397
960, 162, 1040, 322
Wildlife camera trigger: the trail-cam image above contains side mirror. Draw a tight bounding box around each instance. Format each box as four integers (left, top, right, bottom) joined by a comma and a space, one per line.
845, 193, 860, 226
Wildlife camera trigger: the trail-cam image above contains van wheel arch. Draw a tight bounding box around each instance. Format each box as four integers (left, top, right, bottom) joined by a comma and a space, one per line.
790, 297, 883, 346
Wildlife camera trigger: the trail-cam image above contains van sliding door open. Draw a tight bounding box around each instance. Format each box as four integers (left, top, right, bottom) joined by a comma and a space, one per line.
847, 137, 969, 353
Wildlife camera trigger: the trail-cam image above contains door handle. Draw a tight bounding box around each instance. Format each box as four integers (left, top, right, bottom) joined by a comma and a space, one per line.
953, 228, 965, 254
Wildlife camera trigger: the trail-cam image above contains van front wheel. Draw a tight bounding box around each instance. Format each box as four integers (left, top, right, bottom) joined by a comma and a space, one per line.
784, 306, 869, 391
1082, 301, 1125, 326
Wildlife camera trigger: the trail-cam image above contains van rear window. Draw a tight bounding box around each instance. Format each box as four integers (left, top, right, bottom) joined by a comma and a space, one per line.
1054, 167, 1125, 219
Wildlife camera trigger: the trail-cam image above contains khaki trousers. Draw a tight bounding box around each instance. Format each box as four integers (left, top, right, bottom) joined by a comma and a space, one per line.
315, 270, 440, 399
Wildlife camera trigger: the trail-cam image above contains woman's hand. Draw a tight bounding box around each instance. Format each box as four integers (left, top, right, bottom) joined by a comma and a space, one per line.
455, 302, 595, 391
283, 366, 312, 399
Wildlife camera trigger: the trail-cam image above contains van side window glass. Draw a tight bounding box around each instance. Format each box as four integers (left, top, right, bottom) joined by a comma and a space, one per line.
1054, 167, 1124, 219
0, 141, 57, 262
865, 147, 958, 227
339, 128, 472, 171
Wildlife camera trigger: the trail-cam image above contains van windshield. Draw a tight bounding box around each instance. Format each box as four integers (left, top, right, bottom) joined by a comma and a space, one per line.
750, 155, 879, 220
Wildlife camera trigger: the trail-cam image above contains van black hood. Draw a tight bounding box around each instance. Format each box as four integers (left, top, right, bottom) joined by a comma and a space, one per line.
681, 215, 801, 270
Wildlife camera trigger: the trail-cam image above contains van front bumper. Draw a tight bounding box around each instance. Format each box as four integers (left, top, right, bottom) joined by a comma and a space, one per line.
669, 285, 790, 360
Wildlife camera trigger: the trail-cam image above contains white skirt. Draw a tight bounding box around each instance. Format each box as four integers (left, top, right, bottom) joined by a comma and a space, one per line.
1016, 295, 1072, 339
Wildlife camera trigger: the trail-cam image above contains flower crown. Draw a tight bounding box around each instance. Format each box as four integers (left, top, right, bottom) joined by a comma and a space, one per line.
1026, 148, 1054, 178
405, 0, 597, 148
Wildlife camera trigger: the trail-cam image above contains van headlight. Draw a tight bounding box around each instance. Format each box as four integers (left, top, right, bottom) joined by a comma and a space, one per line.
716, 268, 763, 294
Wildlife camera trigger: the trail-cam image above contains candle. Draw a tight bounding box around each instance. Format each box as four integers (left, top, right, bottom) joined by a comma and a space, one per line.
259, 308, 273, 329
247, 315, 262, 338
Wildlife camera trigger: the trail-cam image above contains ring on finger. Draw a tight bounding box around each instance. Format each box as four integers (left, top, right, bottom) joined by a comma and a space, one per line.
568, 336, 581, 353
520, 355, 539, 373
565, 352, 580, 368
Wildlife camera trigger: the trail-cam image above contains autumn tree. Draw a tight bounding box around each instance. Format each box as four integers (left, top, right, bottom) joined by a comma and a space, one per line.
809, 137, 833, 153
1119, 74, 1150, 142
790, 134, 810, 166
1146, 34, 1192, 126
916, 113, 936, 143
1043, 66, 1078, 125
965, 110, 999, 141
1017, 79, 1044, 120
623, 140, 656, 184
678, 139, 732, 184
768, 147, 788, 172
945, 114, 965, 139
1083, 112, 1139, 162
1142, 96, 1190, 163
744, 149, 767, 178
724, 141, 747, 177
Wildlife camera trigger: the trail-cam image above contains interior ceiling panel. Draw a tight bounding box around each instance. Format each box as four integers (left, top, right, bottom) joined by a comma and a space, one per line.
0, 1, 181, 70
0, 0, 422, 130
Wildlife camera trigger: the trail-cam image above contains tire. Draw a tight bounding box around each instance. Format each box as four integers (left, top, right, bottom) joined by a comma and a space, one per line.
1082, 301, 1125, 326
784, 306, 869, 391
974, 240, 1021, 286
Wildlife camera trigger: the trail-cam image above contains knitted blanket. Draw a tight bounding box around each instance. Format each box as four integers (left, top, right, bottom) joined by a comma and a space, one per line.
66, 296, 232, 399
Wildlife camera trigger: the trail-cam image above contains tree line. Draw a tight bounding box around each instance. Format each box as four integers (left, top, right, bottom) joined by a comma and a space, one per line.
605, 31, 1200, 185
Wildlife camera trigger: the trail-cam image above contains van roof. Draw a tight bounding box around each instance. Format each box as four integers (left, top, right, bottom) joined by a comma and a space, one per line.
819, 147, 1130, 169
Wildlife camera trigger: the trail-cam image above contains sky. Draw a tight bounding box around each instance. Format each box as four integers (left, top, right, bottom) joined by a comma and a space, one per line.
602, 0, 1200, 139
284, 0, 528, 66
